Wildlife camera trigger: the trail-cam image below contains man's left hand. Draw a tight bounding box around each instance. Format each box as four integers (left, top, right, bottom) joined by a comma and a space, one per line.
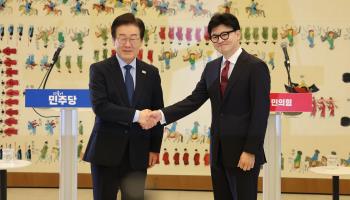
237, 152, 255, 171
148, 152, 159, 168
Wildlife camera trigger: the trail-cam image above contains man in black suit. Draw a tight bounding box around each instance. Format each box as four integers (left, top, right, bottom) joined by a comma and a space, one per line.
150, 13, 270, 200
83, 13, 164, 200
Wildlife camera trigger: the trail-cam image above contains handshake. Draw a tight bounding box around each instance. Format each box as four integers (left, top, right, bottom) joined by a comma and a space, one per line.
137, 109, 163, 130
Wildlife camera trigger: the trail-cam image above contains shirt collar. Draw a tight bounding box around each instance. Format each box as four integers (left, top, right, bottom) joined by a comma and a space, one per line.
222, 47, 242, 66
116, 53, 137, 70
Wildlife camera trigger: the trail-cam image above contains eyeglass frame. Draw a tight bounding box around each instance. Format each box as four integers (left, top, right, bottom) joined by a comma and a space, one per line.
116, 35, 141, 45
210, 30, 237, 43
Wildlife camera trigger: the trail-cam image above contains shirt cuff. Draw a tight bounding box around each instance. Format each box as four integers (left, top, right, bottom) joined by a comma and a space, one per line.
133, 110, 140, 123
159, 110, 167, 125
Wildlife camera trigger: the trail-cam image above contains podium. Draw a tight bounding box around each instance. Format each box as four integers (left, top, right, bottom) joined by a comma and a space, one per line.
25, 89, 91, 200
263, 93, 312, 200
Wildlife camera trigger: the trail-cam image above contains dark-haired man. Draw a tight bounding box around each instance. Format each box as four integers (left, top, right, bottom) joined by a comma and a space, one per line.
83, 13, 164, 200
150, 13, 270, 200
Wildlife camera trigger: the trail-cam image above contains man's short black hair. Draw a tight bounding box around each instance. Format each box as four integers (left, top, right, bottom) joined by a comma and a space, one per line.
111, 13, 145, 40
207, 13, 240, 35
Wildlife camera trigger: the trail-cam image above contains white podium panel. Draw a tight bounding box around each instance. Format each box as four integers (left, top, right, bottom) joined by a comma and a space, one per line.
59, 109, 78, 200
263, 113, 282, 200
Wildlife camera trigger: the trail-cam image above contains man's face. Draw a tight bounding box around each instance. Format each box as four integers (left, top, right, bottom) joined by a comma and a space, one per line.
114, 24, 142, 63
211, 24, 240, 57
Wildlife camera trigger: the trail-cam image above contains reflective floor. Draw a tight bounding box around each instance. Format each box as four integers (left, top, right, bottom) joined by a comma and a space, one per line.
6, 188, 350, 200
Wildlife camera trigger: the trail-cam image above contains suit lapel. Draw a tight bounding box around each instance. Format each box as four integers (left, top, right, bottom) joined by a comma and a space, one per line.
222, 49, 249, 101
212, 57, 223, 105
132, 59, 146, 107
108, 56, 130, 106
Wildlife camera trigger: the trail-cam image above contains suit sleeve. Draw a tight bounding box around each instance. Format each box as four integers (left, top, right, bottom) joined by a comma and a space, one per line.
162, 65, 209, 124
89, 64, 135, 126
243, 62, 271, 155
150, 69, 164, 153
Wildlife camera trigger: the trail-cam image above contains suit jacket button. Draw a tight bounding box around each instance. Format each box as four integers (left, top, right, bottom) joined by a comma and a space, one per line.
220, 113, 224, 117
124, 130, 128, 134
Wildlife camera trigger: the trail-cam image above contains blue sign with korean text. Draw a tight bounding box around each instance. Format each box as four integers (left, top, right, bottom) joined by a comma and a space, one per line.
25, 89, 91, 108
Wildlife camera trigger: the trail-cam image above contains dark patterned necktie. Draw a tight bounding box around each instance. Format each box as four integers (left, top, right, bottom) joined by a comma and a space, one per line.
124, 65, 134, 104
220, 60, 230, 96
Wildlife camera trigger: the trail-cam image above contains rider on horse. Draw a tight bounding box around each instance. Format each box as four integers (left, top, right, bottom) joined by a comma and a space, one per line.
195, 0, 203, 15
0, 0, 6, 9
159, 0, 169, 14
130, 0, 137, 14
75, 0, 82, 12
25, 0, 32, 13
100, 0, 106, 10
311, 149, 320, 161
250, 0, 258, 15
47, 0, 56, 12
223, 0, 231, 13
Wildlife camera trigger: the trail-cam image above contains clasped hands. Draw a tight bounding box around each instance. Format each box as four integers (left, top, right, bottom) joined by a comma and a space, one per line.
137, 109, 162, 130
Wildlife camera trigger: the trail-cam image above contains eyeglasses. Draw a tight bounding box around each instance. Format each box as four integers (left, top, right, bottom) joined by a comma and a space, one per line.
117, 36, 140, 45
210, 30, 236, 43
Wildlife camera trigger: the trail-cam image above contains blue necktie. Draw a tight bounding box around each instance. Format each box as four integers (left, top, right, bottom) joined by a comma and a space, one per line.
124, 65, 134, 104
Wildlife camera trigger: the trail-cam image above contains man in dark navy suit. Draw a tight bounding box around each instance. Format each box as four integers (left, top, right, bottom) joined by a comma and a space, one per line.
150, 13, 270, 200
83, 13, 164, 200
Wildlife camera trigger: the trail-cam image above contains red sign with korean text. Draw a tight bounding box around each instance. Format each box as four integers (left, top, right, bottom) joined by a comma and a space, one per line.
270, 93, 312, 112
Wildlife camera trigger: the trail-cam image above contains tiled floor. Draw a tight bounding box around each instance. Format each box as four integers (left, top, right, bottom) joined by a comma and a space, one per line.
6, 188, 350, 200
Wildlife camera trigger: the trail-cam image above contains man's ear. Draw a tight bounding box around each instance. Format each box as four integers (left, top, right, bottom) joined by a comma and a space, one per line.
236, 30, 241, 38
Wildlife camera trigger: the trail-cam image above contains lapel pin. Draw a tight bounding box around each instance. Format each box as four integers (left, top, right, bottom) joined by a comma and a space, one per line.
142, 70, 147, 74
